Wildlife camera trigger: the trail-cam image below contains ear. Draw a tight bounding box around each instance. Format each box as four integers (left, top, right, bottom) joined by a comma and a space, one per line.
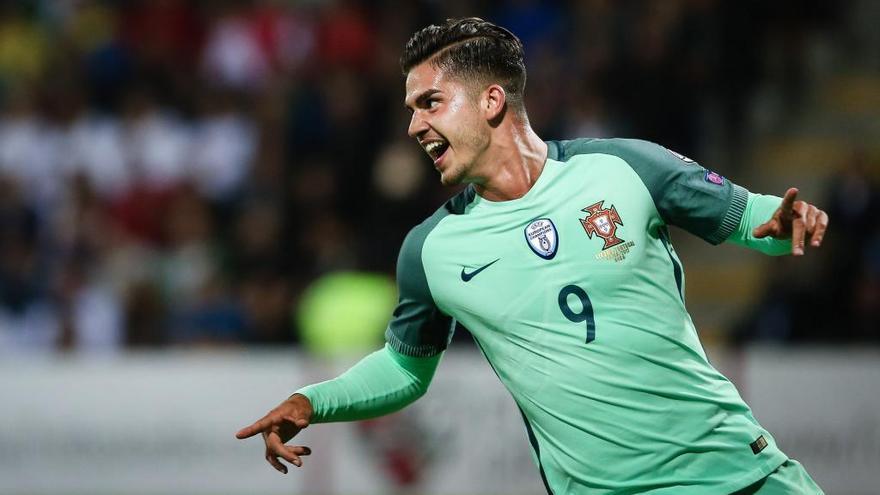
481, 84, 507, 121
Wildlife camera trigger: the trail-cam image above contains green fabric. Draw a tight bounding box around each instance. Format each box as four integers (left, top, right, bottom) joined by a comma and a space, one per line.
548, 138, 748, 244
385, 138, 787, 493
384, 190, 473, 357
297, 344, 441, 423
727, 193, 793, 255
302, 137, 800, 492
732, 460, 825, 495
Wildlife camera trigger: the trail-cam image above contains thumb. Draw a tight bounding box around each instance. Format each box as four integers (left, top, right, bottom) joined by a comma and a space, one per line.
752, 222, 775, 239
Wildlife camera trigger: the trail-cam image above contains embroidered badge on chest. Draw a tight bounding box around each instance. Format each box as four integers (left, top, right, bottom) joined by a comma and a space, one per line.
524, 218, 559, 260
579, 201, 635, 262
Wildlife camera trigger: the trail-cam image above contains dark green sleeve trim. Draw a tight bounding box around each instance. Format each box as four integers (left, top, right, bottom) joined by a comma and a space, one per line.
707, 184, 749, 244
385, 187, 475, 357
548, 138, 744, 245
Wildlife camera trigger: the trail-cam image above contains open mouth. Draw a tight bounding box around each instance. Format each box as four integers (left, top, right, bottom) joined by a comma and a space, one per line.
423, 140, 450, 163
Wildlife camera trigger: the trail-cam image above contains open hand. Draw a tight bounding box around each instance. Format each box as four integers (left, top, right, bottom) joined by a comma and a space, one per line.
236, 393, 314, 474
752, 188, 828, 256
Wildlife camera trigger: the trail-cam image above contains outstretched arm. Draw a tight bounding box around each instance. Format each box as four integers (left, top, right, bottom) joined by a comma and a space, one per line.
727, 188, 828, 256
299, 343, 442, 422
235, 344, 442, 473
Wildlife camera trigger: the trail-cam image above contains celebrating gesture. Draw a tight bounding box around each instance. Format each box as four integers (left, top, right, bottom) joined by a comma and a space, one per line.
753, 187, 829, 255
236, 394, 313, 474
237, 17, 826, 494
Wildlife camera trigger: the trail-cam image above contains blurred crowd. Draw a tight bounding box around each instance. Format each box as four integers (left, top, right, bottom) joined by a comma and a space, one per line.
0, 0, 873, 353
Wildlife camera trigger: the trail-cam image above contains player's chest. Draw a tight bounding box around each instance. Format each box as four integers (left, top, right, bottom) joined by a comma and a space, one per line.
421, 183, 658, 316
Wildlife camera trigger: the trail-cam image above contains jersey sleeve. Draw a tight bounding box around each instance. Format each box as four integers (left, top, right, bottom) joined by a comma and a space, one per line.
604, 139, 749, 244
296, 344, 441, 423
384, 221, 455, 357
726, 192, 792, 255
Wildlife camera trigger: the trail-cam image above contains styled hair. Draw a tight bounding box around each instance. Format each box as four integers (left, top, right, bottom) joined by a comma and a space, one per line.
401, 17, 527, 110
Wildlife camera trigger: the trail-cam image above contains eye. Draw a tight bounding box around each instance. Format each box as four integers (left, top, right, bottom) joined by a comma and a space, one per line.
427, 98, 439, 110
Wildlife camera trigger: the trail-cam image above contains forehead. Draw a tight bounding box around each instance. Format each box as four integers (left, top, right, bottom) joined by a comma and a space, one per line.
404, 61, 455, 106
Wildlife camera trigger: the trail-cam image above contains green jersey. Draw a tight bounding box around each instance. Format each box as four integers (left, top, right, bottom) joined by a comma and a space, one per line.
385, 138, 788, 494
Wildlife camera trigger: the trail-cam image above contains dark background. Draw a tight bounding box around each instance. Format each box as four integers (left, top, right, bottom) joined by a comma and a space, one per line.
0, 0, 877, 354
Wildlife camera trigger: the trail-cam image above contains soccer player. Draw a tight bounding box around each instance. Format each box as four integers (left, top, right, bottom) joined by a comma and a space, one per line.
236, 18, 828, 494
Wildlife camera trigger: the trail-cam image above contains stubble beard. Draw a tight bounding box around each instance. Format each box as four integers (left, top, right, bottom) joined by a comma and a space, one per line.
439, 127, 490, 187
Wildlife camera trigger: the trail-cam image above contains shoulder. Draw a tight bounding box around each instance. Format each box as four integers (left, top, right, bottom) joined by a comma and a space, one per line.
547, 137, 700, 192
546, 138, 683, 167
399, 185, 477, 263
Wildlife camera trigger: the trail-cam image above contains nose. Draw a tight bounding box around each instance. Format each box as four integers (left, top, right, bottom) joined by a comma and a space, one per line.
407, 111, 428, 139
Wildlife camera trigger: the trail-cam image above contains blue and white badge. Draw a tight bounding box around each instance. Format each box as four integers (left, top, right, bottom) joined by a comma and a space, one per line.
524, 218, 559, 260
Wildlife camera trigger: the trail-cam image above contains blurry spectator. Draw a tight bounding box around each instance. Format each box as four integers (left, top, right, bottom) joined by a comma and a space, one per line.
160, 186, 221, 308
0, 4, 49, 86
230, 197, 286, 275
240, 270, 295, 344
66, 0, 134, 112
54, 258, 123, 353
0, 86, 66, 212
171, 274, 248, 347
124, 279, 167, 347
201, 2, 271, 91
189, 89, 257, 201
63, 102, 131, 200
738, 151, 880, 343
251, 1, 317, 75
0, 0, 871, 352
120, 0, 203, 72
0, 175, 54, 352
822, 152, 880, 340
493, 0, 564, 58
316, 0, 376, 71
122, 86, 191, 190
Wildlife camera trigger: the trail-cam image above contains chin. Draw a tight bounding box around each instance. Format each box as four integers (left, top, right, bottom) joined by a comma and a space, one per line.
439, 169, 465, 186
438, 161, 469, 186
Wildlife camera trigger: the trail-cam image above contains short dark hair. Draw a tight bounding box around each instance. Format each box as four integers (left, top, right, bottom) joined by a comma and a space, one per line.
401, 17, 527, 110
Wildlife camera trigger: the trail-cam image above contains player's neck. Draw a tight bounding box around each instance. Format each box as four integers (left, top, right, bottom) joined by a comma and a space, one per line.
473, 122, 547, 202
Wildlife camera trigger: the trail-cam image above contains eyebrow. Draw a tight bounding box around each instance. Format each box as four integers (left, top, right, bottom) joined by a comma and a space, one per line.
405, 89, 441, 111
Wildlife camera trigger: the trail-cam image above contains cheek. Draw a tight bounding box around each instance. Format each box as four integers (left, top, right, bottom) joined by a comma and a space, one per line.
445, 109, 484, 149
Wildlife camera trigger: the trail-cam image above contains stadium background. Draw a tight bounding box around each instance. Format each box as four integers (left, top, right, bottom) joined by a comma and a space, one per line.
0, 0, 877, 494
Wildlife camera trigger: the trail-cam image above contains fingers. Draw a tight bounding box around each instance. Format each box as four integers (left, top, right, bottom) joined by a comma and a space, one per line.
265, 430, 312, 473
790, 201, 808, 255
236, 415, 274, 439
752, 221, 775, 239
779, 188, 799, 218
266, 452, 288, 474
810, 210, 829, 247
284, 444, 312, 463
265, 446, 313, 474
266, 431, 302, 465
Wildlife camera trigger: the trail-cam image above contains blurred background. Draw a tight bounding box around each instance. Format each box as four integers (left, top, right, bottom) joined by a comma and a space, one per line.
0, 0, 877, 494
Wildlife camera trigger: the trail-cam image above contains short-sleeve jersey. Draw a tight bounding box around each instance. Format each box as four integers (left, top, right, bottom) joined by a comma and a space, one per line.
385, 138, 787, 494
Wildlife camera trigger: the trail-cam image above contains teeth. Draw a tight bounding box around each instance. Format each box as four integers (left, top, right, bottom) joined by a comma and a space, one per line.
425, 141, 445, 155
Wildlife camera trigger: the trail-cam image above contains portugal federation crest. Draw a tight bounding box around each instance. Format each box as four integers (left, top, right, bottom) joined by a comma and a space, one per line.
524, 218, 558, 260
579, 201, 625, 250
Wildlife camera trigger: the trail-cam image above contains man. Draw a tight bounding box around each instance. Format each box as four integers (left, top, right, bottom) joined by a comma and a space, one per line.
237, 18, 828, 494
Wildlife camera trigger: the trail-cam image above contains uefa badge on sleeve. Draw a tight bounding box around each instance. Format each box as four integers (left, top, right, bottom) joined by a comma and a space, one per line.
704, 170, 725, 186
524, 218, 559, 260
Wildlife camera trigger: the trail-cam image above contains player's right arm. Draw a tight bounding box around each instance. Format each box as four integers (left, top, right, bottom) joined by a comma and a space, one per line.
235, 345, 441, 473
236, 218, 455, 473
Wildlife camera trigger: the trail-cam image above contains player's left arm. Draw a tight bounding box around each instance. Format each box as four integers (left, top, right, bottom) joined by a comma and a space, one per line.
728, 187, 828, 256
598, 139, 828, 256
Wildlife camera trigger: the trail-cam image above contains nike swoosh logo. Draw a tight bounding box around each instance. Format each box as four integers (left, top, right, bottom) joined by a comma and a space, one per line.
461, 258, 501, 282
